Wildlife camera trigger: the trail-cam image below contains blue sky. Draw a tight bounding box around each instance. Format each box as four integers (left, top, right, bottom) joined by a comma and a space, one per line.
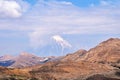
0, 0, 120, 56
25, 0, 38, 5
56, 0, 100, 7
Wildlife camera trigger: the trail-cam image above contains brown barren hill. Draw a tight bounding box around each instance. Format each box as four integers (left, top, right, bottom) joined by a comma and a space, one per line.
28, 38, 120, 80
61, 49, 87, 62
84, 38, 120, 63
29, 61, 112, 80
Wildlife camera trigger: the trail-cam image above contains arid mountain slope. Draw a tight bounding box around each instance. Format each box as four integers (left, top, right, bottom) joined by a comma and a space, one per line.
28, 38, 120, 80
61, 49, 87, 61
29, 61, 114, 80
84, 38, 120, 63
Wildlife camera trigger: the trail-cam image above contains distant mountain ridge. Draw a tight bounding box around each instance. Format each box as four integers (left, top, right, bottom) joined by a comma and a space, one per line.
0, 38, 120, 68
0, 52, 55, 68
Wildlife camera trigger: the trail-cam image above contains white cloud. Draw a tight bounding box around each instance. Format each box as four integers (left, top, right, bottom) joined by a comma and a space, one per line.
59, 1, 72, 5
24, 0, 120, 48
0, 0, 29, 18
0, 0, 120, 49
52, 35, 72, 48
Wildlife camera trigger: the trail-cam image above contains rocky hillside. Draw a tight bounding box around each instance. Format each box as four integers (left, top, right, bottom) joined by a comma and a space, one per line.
28, 38, 120, 80
84, 38, 120, 63
0, 38, 120, 80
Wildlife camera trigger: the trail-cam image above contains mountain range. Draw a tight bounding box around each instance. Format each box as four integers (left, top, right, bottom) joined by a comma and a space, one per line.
0, 38, 120, 80
0, 52, 56, 68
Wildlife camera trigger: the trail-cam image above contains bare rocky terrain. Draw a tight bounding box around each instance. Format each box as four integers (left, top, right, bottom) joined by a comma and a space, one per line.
0, 38, 120, 80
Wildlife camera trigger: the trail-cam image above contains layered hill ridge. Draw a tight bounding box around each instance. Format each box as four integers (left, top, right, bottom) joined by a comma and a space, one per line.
84, 38, 120, 63
0, 52, 55, 68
